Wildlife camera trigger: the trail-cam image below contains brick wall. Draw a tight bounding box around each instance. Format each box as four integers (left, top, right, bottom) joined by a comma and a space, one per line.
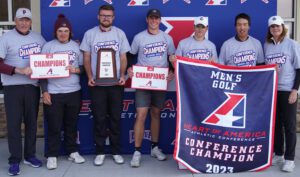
1, 99, 300, 138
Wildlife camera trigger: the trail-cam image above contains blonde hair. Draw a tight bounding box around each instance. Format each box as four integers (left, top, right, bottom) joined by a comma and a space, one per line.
266, 24, 288, 43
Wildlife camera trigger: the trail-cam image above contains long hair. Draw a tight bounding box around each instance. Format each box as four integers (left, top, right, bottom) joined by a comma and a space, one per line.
266, 24, 288, 43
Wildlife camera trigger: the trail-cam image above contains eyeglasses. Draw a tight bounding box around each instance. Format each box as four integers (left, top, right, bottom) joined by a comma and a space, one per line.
99, 14, 114, 19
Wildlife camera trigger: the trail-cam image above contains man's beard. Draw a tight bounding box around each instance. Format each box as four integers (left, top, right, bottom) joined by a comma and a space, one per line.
100, 21, 112, 28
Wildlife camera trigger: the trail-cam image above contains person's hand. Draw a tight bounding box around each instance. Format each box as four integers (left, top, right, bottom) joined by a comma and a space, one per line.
119, 76, 125, 85
66, 65, 78, 74
288, 89, 298, 104
167, 71, 174, 81
88, 77, 96, 86
127, 67, 134, 78
169, 55, 176, 63
208, 58, 216, 63
15, 67, 32, 75
43, 92, 52, 105
275, 64, 281, 73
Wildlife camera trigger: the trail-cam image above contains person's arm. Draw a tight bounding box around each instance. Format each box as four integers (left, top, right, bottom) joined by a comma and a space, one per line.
119, 53, 127, 85
288, 69, 300, 104
0, 58, 15, 75
40, 79, 52, 105
290, 69, 300, 102
83, 51, 95, 86
0, 58, 32, 75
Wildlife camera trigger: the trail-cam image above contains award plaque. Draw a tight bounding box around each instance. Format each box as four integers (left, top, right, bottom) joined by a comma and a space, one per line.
95, 48, 118, 85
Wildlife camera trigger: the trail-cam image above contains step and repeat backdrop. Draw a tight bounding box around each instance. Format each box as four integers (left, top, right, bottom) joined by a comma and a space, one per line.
41, 0, 276, 155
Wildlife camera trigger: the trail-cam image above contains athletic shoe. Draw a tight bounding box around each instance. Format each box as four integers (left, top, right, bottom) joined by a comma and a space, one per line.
272, 155, 284, 166
68, 152, 85, 164
281, 160, 295, 172
23, 157, 42, 168
46, 157, 57, 170
151, 147, 166, 161
8, 163, 20, 176
112, 155, 124, 164
130, 151, 141, 167
94, 155, 105, 166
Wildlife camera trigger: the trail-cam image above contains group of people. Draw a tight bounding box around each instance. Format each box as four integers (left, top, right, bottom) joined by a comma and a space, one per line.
0, 4, 298, 176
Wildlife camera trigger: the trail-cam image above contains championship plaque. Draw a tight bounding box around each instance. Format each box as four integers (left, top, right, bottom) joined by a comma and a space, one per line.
95, 48, 118, 85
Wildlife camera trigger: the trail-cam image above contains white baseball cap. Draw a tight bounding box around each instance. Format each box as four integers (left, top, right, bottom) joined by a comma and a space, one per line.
268, 16, 284, 27
194, 16, 208, 27
15, 8, 32, 20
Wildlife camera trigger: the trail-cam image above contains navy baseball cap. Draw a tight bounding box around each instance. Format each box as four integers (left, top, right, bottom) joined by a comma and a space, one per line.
147, 9, 161, 18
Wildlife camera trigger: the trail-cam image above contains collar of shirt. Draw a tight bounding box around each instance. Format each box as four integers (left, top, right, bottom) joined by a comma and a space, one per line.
235, 35, 249, 42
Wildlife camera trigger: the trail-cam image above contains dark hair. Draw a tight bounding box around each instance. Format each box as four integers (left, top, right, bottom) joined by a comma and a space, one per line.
98, 4, 115, 14
235, 13, 251, 26
266, 24, 288, 43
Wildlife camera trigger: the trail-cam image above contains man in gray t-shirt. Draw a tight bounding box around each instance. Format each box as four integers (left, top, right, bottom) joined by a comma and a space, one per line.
219, 13, 264, 66
80, 4, 130, 166
128, 9, 175, 168
0, 8, 45, 175
170, 16, 217, 64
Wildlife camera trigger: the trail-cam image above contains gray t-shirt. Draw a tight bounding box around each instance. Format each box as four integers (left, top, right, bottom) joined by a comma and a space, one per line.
219, 36, 264, 66
264, 38, 300, 91
176, 37, 218, 61
80, 26, 130, 79
42, 39, 83, 94
130, 30, 175, 67
0, 29, 45, 86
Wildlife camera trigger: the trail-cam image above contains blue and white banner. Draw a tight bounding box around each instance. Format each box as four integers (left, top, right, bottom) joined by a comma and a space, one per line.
174, 56, 277, 173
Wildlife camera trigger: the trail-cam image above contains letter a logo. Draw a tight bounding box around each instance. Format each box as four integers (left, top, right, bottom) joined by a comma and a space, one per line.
47, 68, 53, 75
146, 80, 152, 86
202, 92, 246, 128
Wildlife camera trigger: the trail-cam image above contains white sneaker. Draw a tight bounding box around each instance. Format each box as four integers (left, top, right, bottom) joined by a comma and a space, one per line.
94, 155, 105, 166
68, 152, 85, 164
281, 160, 295, 172
272, 155, 284, 166
112, 155, 124, 164
151, 147, 166, 161
46, 157, 57, 170
130, 151, 141, 167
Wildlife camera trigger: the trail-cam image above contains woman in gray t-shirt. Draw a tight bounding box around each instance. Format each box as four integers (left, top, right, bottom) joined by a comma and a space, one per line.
41, 14, 85, 170
264, 16, 300, 173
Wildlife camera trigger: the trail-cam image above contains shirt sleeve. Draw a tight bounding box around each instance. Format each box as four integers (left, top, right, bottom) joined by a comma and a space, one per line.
292, 41, 300, 69
0, 36, 7, 59
219, 43, 226, 65
256, 40, 265, 64
130, 35, 139, 55
80, 31, 91, 53
78, 50, 84, 66
175, 41, 183, 56
211, 43, 218, 61
41, 42, 50, 54
167, 35, 175, 55
119, 30, 131, 55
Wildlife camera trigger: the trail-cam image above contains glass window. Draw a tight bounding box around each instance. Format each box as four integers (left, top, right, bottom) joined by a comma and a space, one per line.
0, 0, 30, 23
0, 0, 8, 21
278, 0, 294, 18
285, 22, 294, 39
12, 0, 30, 19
